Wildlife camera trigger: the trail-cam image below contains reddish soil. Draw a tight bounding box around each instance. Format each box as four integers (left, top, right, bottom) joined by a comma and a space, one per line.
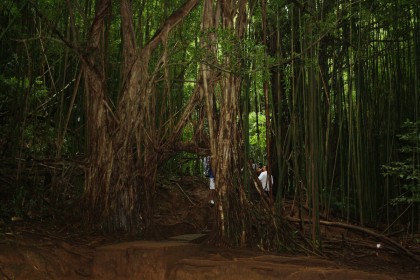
0, 176, 419, 279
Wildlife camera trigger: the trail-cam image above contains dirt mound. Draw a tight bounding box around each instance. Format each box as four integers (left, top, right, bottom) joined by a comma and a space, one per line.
90, 240, 404, 280
0, 235, 92, 279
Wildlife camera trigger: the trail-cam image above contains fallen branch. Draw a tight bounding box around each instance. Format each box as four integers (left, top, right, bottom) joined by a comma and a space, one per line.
173, 181, 196, 206
285, 215, 420, 264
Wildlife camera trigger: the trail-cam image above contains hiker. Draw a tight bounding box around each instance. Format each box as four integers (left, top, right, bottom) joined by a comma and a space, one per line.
258, 165, 273, 193
203, 156, 215, 204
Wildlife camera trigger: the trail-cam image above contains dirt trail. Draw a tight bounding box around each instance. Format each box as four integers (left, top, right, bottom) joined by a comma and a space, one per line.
1, 176, 418, 279
91, 239, 412, 280
1, 235, 418, 280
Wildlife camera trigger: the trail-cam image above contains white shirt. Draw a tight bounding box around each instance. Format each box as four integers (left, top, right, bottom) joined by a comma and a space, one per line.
258, 171, 273, 191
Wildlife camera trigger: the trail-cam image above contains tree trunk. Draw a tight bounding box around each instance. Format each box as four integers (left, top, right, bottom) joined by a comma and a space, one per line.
83, 0, 199, 234
201, 0, 249, 245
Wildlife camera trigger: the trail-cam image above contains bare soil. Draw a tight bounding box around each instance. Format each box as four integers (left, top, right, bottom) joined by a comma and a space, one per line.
0, 176, 419, 279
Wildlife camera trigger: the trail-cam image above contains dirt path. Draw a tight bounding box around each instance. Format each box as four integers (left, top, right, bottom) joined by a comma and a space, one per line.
1, 233, 418, 280
1, 177, 418, 279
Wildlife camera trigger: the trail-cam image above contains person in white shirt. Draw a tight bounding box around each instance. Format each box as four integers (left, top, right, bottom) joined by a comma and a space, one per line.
258, 166, 273, 192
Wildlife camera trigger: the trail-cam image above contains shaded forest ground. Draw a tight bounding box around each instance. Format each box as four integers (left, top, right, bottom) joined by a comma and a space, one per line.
0, 176, 419, 279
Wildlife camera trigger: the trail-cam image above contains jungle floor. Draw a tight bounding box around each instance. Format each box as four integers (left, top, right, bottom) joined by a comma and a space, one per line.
0, 176, 419, 280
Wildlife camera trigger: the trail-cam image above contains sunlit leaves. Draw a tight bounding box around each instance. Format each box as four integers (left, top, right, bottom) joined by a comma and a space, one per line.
248, 112, 267, 162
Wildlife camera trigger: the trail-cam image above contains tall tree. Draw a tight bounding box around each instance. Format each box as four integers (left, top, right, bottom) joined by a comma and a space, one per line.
201, 0, 250, 244
82, 0, 199, 233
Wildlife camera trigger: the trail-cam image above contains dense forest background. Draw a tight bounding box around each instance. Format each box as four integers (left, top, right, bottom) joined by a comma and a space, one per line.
0, 0, 418, 251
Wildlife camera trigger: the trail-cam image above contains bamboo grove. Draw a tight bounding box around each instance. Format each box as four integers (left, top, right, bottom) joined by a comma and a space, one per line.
0, 0, 418, 250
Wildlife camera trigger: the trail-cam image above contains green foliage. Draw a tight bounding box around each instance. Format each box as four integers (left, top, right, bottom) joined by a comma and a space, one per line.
382, 120, 420, 204
197, 27, 273, 80
248, 112, 267, 163
242, 39, 273, 82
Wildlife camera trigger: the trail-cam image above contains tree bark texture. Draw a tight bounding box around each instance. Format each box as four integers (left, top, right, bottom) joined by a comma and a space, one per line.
201, 0, 250, 245
83, 0, 199, 233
